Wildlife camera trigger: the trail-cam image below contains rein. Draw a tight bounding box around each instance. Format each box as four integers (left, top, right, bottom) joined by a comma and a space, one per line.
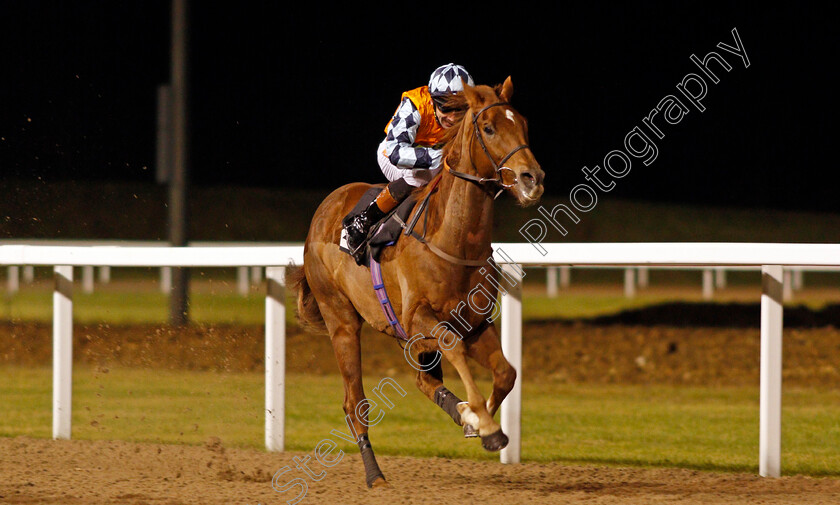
446, 102, 532, 199
395, 174, 487, 267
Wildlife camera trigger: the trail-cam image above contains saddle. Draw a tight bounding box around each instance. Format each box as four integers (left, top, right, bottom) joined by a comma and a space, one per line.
339, 186, 419, 267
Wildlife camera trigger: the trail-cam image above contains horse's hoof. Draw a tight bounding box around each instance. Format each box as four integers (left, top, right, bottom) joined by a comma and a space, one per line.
480, 429, 509, 452
463, 423, 479, 438
369, 476, 389, 489
366, 473, 387, 488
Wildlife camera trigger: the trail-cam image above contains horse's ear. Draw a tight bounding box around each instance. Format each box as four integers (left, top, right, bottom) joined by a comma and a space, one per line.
500, 76, 514, 102
461, 78, 483, 110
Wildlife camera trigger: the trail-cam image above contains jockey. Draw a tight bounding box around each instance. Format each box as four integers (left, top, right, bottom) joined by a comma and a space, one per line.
343, 63, 474, 252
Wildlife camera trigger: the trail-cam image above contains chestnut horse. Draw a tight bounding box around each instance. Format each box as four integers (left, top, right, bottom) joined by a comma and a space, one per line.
288, 77, 544, 488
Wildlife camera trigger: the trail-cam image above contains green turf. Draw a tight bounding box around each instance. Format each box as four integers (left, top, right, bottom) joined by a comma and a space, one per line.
5, 278, 839, 326
2, 365, 838, 476
1, 285, 287, 325
0, 285, 718, 325
522, 292, 682, 320
3, 279, 840, 328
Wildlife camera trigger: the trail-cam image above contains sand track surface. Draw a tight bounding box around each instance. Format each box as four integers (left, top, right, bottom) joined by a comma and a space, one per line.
3, 309, 840, 504
2, 436, 839, 505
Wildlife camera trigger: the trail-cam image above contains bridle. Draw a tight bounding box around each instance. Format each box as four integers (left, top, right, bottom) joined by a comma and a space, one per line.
445, 102, 531, 199
396, 101, 533, 267
378, 101, 534, 346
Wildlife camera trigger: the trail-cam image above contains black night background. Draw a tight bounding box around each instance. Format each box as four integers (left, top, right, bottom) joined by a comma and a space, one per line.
1, 1, 836, 213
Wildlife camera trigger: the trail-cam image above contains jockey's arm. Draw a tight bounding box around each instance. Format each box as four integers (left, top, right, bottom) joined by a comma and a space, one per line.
380, 97, 442, 170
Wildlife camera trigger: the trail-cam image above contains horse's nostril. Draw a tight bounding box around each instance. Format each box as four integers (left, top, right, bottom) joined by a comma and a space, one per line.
520, 172, 536, 186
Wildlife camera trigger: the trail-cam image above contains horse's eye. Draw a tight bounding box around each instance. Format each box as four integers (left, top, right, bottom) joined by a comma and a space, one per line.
483, 125, 494, 135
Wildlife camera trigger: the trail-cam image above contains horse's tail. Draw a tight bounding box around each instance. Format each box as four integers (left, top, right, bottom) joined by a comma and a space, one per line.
287, 265, 328, 335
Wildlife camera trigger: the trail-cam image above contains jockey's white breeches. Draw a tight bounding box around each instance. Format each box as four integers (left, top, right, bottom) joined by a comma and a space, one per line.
377, 140, 442, 188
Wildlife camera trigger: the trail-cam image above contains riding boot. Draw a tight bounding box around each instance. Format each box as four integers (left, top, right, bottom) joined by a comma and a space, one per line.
345, 199, 388, 252
345, 178, 413, 252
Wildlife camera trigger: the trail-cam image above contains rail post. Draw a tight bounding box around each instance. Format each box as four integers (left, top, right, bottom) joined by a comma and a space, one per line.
160, 267, 172, 293
500, 262, 524, 464
265, 266, 286, 452
624, 268, 636, 298
7, 265, 19, 293
546, 266, 557, 297
53, 265, 73, 440
760, 265, 783, 477
702, 268, 714, 300
238, 266, 249, 296
251, 266, 263, 285
82, 265, 95, 294
23, 265, 34, 283
715, 267, 727, 289
99, 266, 111, 284
637, 266, 649, 289
559, 265, 570, 289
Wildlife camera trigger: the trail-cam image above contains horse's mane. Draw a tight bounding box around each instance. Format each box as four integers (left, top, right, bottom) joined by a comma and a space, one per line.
411, 164, 446, 201
411, 90, 486, 201
439, 93, 470, 146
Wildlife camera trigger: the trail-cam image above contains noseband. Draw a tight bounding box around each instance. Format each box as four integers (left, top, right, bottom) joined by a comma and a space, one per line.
446, 102, 531, 198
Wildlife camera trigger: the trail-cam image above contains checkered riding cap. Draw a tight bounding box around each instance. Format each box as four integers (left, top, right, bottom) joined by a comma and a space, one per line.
428, 63, 474, 97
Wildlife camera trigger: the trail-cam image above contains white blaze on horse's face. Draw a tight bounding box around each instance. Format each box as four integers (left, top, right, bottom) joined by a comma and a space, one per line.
498, 108, 544, 206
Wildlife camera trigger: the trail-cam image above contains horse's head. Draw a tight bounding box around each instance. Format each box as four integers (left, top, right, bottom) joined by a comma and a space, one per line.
457, 77, 545, 206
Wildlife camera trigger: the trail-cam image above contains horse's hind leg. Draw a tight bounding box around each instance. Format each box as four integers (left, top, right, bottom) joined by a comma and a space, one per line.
317, 289, 388, 488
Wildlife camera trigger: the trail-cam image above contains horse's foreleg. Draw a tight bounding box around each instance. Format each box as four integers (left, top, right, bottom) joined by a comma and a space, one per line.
442, 341, 508, 451
410, 307, 507, 451
413, 350, 464, 428
464, 323, 516, 418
